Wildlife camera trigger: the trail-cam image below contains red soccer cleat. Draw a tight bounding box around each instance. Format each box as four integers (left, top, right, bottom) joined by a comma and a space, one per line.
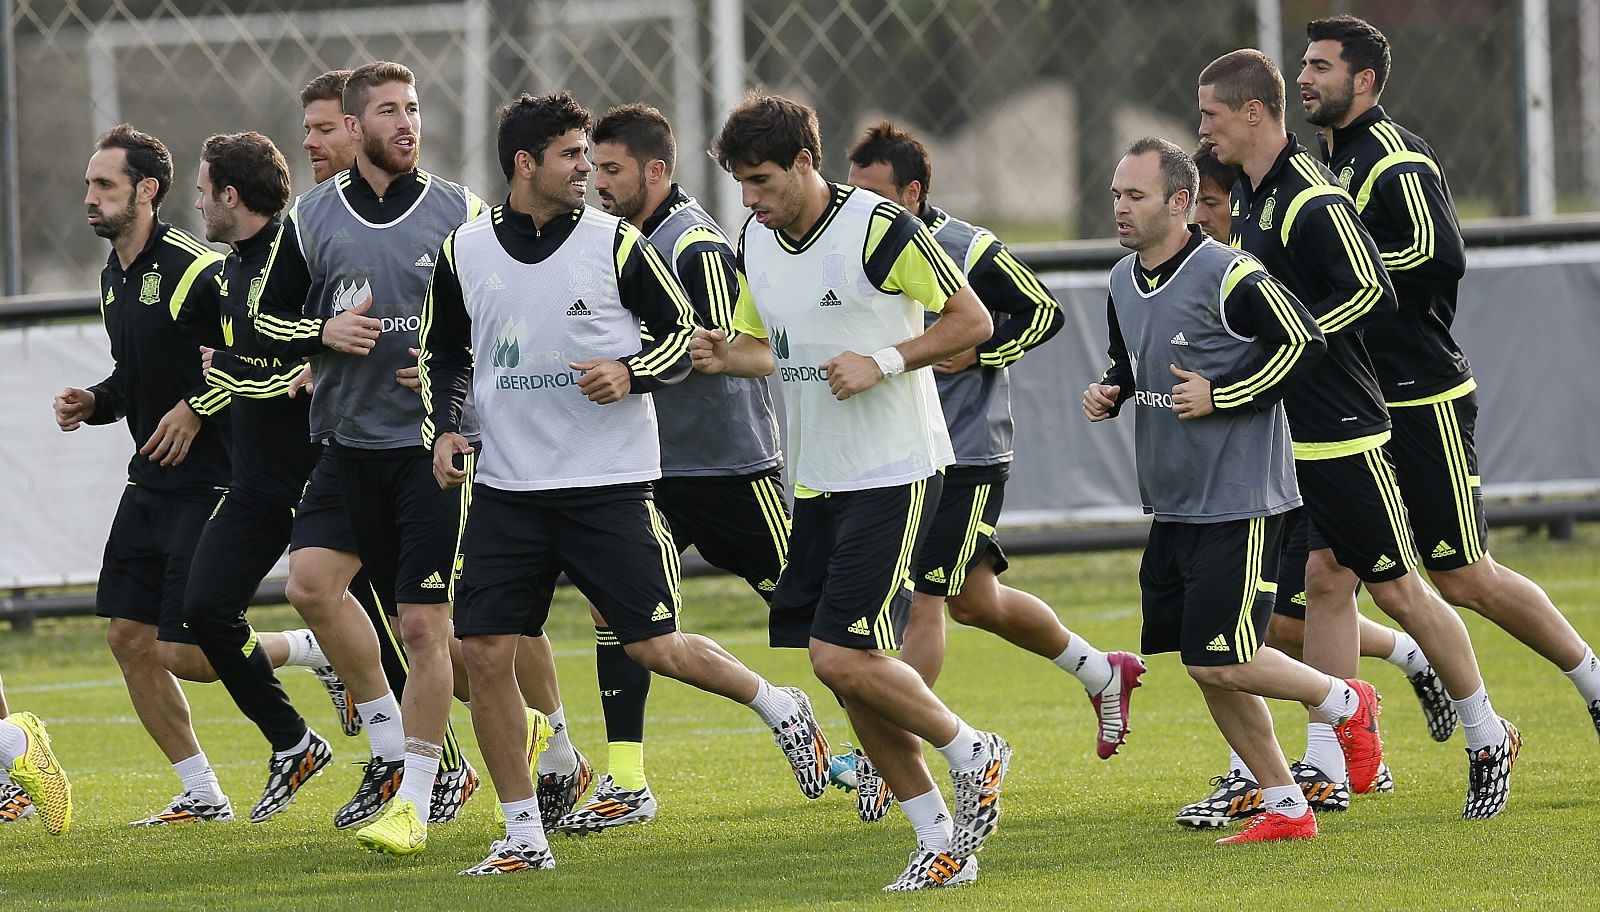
1215, 807, 1318, 844
1089, 652, 1146, 759
1334, 678, 1384, 793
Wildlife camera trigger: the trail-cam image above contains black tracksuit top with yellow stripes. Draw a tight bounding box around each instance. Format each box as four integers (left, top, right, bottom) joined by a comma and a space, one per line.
1318, 106, 1471, 403
1230, 134, 1397, 449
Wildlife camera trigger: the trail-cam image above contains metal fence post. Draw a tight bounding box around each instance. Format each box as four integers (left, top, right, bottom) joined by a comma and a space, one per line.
1521, 0, 1556, 216
1, 0, 20, 296
709, 0, 744, 233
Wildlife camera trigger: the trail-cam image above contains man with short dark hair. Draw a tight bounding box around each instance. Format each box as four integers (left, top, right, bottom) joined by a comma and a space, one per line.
1191, 144, 1237, 244
301, 69, 357, 184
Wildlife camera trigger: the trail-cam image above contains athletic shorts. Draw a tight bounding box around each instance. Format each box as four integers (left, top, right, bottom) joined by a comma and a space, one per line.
1273, 511, 1309, 620
96, 484, 226, 644
771, 474, 941, 651
339, 450, 472, 607
290, 449, 357, 554
655, 472, 790, 602
454, 486, 681, 644
913, 468, 1009, 597
183, 487, 294, 634
1139, 512, 1288, 666
1388, 391, 1486, 572
1296, 446, 1418, 584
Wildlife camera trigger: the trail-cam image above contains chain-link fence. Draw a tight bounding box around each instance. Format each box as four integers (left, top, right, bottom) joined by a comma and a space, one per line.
4, 0, 1600, 294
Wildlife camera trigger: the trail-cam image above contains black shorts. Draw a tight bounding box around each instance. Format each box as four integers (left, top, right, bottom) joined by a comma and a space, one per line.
183, 487, 294, 630
1296, 445, 1418, 584
1388, 391, 1486, 572
913, 468, 1009, 597
655, 472, 790, 601
1273, 511, 1309, 620
96, 484, 226, 644
290, 449, 357, 554
454, 486, 681, 644
339, 450, 472, 606
1139, 513, 1287, 666
771, 474, 941, 652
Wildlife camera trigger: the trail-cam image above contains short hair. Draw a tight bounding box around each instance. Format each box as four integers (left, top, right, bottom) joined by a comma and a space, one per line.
1199, 49, 1286, 121
202, 131, 291, 218
343, 61, 415, 117
1192, 143, 1238, 194
710, 92, 823, 172
1124, 137, 1199, 213
497, 90, 592, 180
1307, 15, 1392, 96
593, 103, 677, 175
846, 121, 932, 204
96, 123, 173, 210
301, 69, 353, 108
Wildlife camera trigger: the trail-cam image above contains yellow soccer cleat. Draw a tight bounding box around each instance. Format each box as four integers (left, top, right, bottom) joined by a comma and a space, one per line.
354, 798, 427, 856
6, 712, 72, 835
496, 708, 554, 826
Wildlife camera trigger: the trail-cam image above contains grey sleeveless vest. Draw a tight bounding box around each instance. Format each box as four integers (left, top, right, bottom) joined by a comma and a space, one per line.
924, 210, 1013, 467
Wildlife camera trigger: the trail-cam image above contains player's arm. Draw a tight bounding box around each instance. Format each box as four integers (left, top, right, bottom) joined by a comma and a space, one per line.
418, 230, 473, 450
868, 204, 992, 368
1084, 294, 1133, 421
1290, 199, 1396, 335
608, 222, 693, 394
204, 350, 309, 399
252, 215, 380, 356
1199, 259, 1327, 414
965, 236, 1064, 368
695, 258, 774, 378
78, 289, 127, 426
173, 257, 231, 422
1369, 162, 1465, 285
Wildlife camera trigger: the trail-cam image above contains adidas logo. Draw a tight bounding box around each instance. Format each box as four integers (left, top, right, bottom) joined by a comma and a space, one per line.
421, 571, 447, 589
818, 289, 843, 307
933, 813, 947, 823
1291, 591, 1308, 606
848, 617, 871, 636
485, 272, 506, 291
1170, 332, 1190, 346
651, 602, 672, 622
566, 299, 593, 316
1372, 554, 1397, 572
924, 567, 947, 584
368, 712, 391, 723
1206, 634, 1230, 652
513, 811, 533, 821
415, 253, 435, 268
331, 227, 353, 244
1432, 540, 1457, 559
757, 578, 777, 592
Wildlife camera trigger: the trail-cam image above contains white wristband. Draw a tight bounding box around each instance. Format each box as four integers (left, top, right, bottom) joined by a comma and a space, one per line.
871, 346, 906, 377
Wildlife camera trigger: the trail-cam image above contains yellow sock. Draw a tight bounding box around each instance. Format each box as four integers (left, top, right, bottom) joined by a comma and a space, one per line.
608, 741, 646, 791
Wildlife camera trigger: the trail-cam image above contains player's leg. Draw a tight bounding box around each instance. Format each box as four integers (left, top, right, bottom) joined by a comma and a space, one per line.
0, 705, 71, 835
514, 630, 589, 829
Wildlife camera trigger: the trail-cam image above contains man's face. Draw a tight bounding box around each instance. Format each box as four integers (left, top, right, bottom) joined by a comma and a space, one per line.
1194, 176, 1232, 243
353, 80, 421, 175
194, 161, 235, 244
529, 129, 593, 210
1197, 84, 1252, 167
592, 141, 649, 220
1298, 39, 1357, 128
1110, 151, 1179, 253
304, 98, 356, 184
732, 156, 807, 233
84, 148, 141, 241
846, 160, 918, 210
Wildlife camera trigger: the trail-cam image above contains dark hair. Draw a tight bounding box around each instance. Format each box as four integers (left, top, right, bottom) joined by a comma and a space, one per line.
710, 92, 823, 172
497, 90, 592, 180
1199, 49, 1286, 121
343, 61, 415, 117
846, 121, 932, 205
1307, 15, 1391, 96
301, 69, 353, 107
1124, 137, 1199, 211
96, 123, 173, 210
593, 103, 676, 175
202, 131, 291, 218
1192, 143, 1238, 194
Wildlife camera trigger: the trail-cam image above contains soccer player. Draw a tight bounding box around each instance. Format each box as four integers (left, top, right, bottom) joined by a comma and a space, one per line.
844, 122, 1141, 819
1191, 145, 1236, 244
1299, 14, 1600, 738
0, 674, 72, 834
420, 90, 827, 875
1086, 135, 1351, 845
301, 69, 357, 185
1199, 49, 1518, 820
542, 102, 790, 833
697, 93, 1009, 891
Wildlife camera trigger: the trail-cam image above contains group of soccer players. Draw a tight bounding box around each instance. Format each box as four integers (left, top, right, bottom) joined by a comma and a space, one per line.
3, 10, 1597, 892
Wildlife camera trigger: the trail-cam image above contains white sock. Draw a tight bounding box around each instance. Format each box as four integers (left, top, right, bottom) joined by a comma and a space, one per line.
502, 796, 547, 848
539, 705, 578, 776
1227, 748, 1255, 782
1304, 722, 1347, 783
1259, 783, 1309, 817
0, 719, 26, 767
1310, 677, 1357, 725
272, 728, 314, 760
746, 678, 799, 728
1385, 630, 1430, 677
1052, 637, 1112, 693
280, 629, 328, 668
1451, 684, 1503, 751
1563, 645, 1600, 703
935, 719, 985, 774
356, 693, 405, 760
898, 788, 954, 851
174, 752, 224, 802
397, 739, 441, 820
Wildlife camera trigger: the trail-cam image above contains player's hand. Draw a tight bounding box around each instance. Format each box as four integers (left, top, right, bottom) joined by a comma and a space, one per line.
199, 345, 217, 377
1170, 363, 1214, 420
321, 295, 380, 355
141, 400, 202, 466
933, 347, 979, 375
287, 363, 314, 398
571, 359, 631, 404
689, 327, 729, 374
53, 387, 96, 431
396, 347, 421, 393
1082, 383, 1120, 421
821, 351, 881, 401
431, 432, 474, 489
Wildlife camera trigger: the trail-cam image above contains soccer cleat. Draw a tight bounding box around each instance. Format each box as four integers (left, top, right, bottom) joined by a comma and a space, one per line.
1370, 762, 1395, 795
250, 730, 333, 823
1333, 678, 1384, 794
1462, 718, 1520, 820
555, 775, 658, 833
1088, 651, 1145, 759
1215, 807, 1318, 844
1407, 666, 1457, 743
333, 757, 405, 830
855, 750, 894, 823
770, 686, 830, 799
355, 798, 427, 855
5, 713, 70, 835
949, 731, 1012, 858
883, 850, 978, 892
430, 759, 479, 824
459, 837, 556, 875
129, 791, 234, 826
827, 749, 859, 792
1291, 761, 1350, 812
1175, 773, 1262, 828
1587, 700, 1600, 744
536, 750, 594, 831
0, 780, 35, 822
311, 666, 361, 738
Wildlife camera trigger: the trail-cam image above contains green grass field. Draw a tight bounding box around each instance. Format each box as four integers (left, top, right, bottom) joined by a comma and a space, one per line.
3, 526, 1597, 910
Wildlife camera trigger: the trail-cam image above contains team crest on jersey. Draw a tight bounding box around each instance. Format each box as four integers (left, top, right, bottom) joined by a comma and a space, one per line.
1338, 166, 1356, 190
771, 327, 790, 360
139, 272, 162, 305
821, 253, 848, 289
491, 317, 523, 369
568, 259, 602, 294
330, 277, 373, 315
1258, 197, 1276, 230
247, 276, 265, 314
